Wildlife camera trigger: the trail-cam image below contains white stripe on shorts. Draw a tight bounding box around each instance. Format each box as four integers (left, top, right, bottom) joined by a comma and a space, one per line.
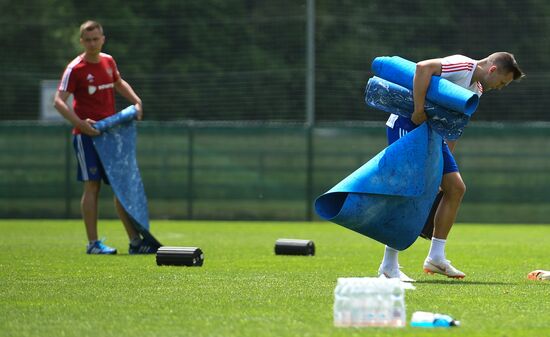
75, 135, 89, 180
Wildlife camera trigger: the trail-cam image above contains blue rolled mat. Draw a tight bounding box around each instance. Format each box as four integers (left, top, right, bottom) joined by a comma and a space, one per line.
315, 123, 443, 250
371, 56, 479, 116
365, 76, 469, 140
93, 105, 137, 132
92, 106, 160, 247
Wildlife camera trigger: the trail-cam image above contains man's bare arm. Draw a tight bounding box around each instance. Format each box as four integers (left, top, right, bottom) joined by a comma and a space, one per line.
411, 59, 442, 125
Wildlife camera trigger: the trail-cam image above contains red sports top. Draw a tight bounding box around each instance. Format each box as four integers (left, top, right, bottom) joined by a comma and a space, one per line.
58, 53, 120, 134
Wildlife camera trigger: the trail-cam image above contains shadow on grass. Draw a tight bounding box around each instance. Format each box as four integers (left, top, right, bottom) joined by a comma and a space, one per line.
415, 279, 514, 285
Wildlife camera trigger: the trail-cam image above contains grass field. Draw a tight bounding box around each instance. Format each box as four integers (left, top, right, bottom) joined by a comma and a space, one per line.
1, 220, 549, 337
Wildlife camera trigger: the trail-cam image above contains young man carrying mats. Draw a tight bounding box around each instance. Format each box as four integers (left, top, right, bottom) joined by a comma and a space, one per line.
379, 52, 524, 281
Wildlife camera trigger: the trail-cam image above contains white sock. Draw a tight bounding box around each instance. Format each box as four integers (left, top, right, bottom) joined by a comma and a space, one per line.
381, 246, 399, 270
428, 237, 446, 261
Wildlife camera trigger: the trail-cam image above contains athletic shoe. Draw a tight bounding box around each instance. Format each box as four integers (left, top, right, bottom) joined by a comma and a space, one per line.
527, 270, 550, 281
378, 265, 416, 283
86, 239, 117, 255
423, 257, 465, 279
129, 240, 159, 255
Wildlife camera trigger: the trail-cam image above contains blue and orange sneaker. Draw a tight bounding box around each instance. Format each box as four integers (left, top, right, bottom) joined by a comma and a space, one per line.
86, 239, 117, 255
129, 240, 159, 255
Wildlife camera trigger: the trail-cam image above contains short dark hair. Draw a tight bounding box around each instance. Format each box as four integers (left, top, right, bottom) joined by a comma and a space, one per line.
489, 52, 525, 80
80, 20, 103, 37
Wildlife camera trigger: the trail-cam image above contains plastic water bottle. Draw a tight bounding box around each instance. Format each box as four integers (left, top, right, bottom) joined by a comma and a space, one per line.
333, 277, 415, 327
410, 311, 460, 328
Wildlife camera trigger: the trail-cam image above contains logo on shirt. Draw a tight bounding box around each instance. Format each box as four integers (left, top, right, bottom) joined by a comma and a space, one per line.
86, 74, 94, 82
106, 67, 113, 79
88, 83, 114, 95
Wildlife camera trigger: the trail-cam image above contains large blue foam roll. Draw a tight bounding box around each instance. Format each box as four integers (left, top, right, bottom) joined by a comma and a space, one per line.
371, 56, 479, 115
365, 76, 469, 140
92, 106, 161, 247
315, 123, 443, 250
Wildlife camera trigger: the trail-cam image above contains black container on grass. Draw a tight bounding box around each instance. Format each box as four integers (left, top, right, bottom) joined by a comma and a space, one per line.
274, 239, 315, 256
156, 247, 204, 266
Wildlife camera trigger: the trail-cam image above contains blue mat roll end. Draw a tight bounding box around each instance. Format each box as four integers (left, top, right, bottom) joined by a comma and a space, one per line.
93, 105, 137, 132
315, 192, 348, 220
371, 56, 479, 115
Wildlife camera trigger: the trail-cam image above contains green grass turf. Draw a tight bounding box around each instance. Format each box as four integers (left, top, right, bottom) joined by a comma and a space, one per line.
1, 220, 549, 337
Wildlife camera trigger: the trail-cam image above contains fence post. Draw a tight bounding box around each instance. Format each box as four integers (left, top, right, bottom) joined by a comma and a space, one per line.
305, 126, 314, 221
64, 129, 72, 218
305, 0, 315, 127
305, 0, 316, 221
258, 151, 265, 201
187, 126, 194, 219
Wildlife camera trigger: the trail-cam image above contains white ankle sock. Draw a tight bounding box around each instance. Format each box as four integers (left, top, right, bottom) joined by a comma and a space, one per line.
428, 237, 446, 261
381, 246, 399, 270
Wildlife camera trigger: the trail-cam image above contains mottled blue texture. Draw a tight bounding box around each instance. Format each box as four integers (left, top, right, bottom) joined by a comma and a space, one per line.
315, 124, 443, 250
93, 105, 137, 132
365, 76, 469, 140
92, 106, 150, 232
372, 56, 479, 115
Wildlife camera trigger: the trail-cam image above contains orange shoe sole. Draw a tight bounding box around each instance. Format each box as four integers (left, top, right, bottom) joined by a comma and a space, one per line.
423, 268, 465, 279
527, 270, 545, 280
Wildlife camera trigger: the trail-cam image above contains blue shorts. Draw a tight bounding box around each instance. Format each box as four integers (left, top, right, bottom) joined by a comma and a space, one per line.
386, 116, 459, 174
72, 134, 109, 183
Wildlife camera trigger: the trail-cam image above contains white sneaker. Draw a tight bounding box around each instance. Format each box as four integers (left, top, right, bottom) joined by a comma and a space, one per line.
423, 257, 465, 279
378, 265, 416, 283
528, 270, 550, 281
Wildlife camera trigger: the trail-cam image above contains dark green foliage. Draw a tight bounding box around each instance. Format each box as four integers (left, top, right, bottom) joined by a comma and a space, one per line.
0, 0, 545, 121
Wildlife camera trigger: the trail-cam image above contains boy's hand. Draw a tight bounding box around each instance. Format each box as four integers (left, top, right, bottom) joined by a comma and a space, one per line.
135, 103, 143, 121
79, 119, 100, 136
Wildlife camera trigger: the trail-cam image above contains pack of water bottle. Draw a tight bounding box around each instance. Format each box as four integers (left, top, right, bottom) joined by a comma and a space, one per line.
333, 277, 415, 327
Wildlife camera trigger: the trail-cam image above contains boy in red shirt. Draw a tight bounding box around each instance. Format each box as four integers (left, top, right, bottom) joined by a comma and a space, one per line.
54, 20, 153, 254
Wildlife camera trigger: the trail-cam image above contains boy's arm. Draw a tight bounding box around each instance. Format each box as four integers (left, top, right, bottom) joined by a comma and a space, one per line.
53, 90, 100, 136
114, 78, 143, 120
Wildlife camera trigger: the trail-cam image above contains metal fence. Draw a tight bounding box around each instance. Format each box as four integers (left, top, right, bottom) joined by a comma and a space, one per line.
2, 0, 547, 122
2, 122, 550, 223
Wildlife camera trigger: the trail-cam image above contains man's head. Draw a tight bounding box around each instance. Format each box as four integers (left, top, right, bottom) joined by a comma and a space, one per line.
480, 52, 524, 91
79, 20, 105, 57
